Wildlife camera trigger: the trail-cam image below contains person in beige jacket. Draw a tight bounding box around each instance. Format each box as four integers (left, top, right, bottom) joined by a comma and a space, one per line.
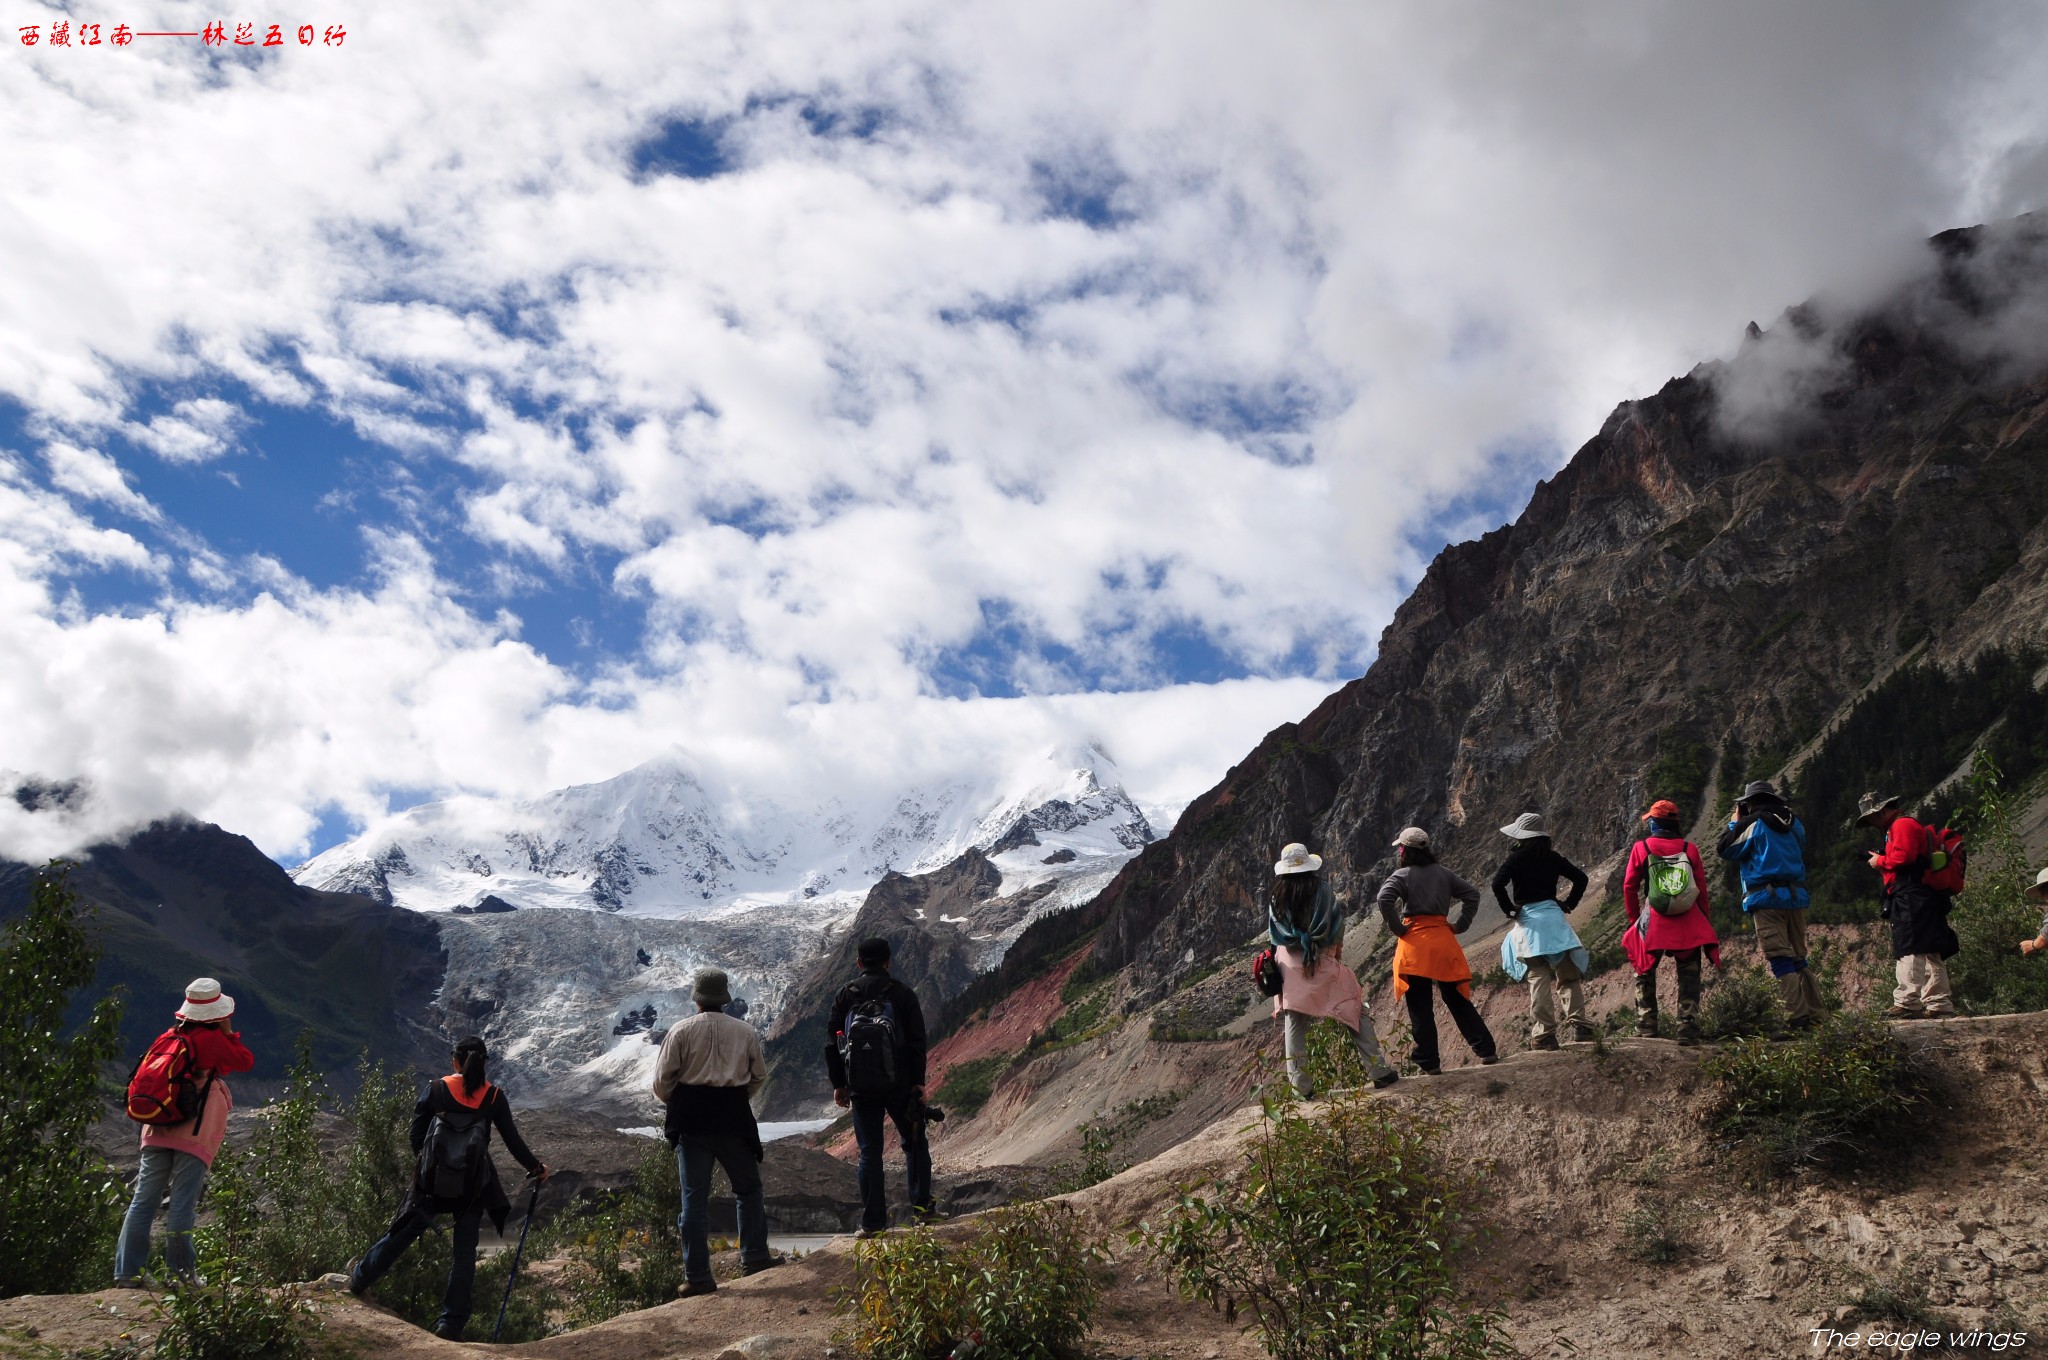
651, 969, 776, 1297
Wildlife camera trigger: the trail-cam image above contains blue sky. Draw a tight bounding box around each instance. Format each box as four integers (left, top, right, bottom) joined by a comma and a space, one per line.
2, 1, 2044, 862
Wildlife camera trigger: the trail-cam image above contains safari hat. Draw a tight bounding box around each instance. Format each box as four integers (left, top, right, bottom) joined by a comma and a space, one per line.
692, 968, 733, 1009
1391, 826, 1431, 850
2026, 868, 2048, 904
1856, 791, 1902, 826
1500, 812, 1548, 840
1740, 781, 1783, 802
1273, 843, 1322, 875
1641, 800, 1681, 823
174, 977, 235, 1023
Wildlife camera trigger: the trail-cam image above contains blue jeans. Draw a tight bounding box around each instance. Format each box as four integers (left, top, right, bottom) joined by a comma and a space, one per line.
678, 1136, 770, 1286
352, 1205, 482, 1338
115, 1147, 209, 1281
851, 1091, 933, 1233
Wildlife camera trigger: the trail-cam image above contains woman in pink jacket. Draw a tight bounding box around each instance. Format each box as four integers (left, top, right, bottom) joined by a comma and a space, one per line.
1622, 801, 1722, 1045
113, 979, 255, 1287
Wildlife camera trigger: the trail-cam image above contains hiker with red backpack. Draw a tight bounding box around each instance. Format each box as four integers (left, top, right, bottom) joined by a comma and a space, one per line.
1263, 842, 1398, 1097
114, 979, 255, 1288
1859, 792, 1961, 1019
826, 938, 933, 1236
347, 1036, 550, 1340
1622, 801, 1722, 1045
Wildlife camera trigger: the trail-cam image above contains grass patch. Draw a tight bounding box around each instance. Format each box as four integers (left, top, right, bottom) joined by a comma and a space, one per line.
1701, 1013, 1925, 1181
933, 1054, 1013, 1117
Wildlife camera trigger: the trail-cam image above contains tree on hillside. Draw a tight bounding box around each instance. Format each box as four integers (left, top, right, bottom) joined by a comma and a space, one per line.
0, 863, 127, 1296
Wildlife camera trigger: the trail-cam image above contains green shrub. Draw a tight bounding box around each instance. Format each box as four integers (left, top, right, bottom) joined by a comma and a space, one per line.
1699, 961, 1783, 1039
1701, 1013, 1923, 1178
1296, 1015, 1374, 1094
1140, 1095, 1511, 1360
558, 1139, 684, 1327
1948, 750, 2048, 1016
152, 1269, 314, 1360
934, 1055, 1012, 1117
0, 863, 127, 1297
836, 1202, 1103, 1360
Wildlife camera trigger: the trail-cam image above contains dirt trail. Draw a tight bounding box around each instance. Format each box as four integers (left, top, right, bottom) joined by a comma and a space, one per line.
8, 1012, 2046, 1360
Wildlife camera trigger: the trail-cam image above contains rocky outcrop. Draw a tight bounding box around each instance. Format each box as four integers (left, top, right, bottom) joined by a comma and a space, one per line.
1077, 215, 2048, 1005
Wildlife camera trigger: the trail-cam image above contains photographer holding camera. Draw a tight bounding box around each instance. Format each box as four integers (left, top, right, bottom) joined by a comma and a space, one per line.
826, 938, 936, 1237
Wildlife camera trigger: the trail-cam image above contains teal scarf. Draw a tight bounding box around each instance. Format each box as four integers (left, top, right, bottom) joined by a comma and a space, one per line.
1268, 879, 1343, 975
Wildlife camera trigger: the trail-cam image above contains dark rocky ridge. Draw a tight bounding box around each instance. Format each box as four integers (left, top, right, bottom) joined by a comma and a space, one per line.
0, 818, 448, 1081
1066, 215, 2048, 1006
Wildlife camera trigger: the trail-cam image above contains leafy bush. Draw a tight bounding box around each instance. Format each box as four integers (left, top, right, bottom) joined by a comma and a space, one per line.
152, 1269, 314, 1360
1140, 1095, 1511, 1360
0, 863, 127, 1297
933, 1055, 1012, 1117
1701, 1013, 1923, 1178
1947, 750, 2048, 1016
836, 1202, 1104, 1360
1028, 980, 1115, 1055
1699, 961, 1783, 1039
1042, 1093, 1187, 1194
558, 1139, 684, 1327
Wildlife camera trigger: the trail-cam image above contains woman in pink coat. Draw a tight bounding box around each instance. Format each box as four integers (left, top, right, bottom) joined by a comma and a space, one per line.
1268, 843, 1398, 1097
1622, 801, 1722, 1044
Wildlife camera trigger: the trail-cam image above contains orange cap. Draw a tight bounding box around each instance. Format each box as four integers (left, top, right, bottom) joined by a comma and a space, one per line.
1641, 799, 1681, 822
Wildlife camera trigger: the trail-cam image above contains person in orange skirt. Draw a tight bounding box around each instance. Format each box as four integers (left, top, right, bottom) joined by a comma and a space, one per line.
1375, 826, 1497, 1074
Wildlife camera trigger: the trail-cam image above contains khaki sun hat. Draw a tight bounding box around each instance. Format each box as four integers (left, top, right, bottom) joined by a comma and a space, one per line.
1500, 812, 1548, 840
2027, 868, 2048, 904
1856, 791, 1902, 825
692, 968, 733, 1009
174, 977, 235, 1023
1273, 843, 1322, 875
1392, 826, 1430, 850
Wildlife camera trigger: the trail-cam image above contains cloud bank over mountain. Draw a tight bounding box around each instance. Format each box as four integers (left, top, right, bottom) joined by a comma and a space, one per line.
2, 1, 2045, 860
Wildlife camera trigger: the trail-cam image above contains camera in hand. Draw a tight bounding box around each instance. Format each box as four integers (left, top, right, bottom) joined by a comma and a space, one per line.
921, 1102, 947, 1123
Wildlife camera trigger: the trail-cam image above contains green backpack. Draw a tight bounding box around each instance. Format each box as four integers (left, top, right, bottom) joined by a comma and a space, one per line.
1643, 849, 1700, 915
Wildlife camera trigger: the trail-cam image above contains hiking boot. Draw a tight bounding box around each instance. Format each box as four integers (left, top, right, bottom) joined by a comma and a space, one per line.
854, 1227, 886, 1241
741, 1255, 785, 1277
1416, 1063, 1442, 1077
1571, 1023, 1597, 1044
1676, 1028, 1700, 1048
1882, 1005, 1923, 1020
1925, 1010, 1958, 1020
1480, 1055, 1500, 1065
1532, 1033, 1560, 1052
1372, 1070, 1400, 1089
112, 1277, 149, 1291
1633, 1018, 1659, 1039
678, 1281, 717, 1299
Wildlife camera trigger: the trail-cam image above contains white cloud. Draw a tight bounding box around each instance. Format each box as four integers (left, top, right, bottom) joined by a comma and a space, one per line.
1, 1, 2046, 858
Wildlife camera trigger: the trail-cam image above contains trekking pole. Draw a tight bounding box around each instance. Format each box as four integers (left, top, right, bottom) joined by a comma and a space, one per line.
491, 1173, 544, 1344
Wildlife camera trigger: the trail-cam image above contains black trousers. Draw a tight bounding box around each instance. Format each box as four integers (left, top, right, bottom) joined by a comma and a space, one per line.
353, 1204, 482, 1338
1401, 976, 1497, 1070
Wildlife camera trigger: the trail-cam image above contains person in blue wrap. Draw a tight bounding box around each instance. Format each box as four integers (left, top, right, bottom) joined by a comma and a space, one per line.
1490, 813, 1591, 1049
1716, 779, 1825, 1031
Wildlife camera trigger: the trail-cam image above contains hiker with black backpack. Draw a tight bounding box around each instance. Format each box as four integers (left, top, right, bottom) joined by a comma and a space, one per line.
651, 968, 779, 1297
825, 938, 933, 1236
1716, 780, 1825, 1032
113, 979, 255, 1288
1859, 791, 1961, 1019
1622, 800, 1722, 1045
347, 1036, 550, 1340
1264, 842, 1398, 1097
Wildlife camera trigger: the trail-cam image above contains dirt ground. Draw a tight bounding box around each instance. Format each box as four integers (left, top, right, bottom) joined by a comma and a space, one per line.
9, 1009, 2046, 1360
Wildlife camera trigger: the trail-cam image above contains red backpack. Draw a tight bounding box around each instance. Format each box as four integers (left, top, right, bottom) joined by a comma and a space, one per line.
1921, 825, 1967, 895
126, 1030, 214, 1127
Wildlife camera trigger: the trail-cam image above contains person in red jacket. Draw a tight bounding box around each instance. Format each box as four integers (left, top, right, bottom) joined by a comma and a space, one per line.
1622, 801, 1722, 1044
1858, 791, 1959, 1018
114, 979, 255, 1287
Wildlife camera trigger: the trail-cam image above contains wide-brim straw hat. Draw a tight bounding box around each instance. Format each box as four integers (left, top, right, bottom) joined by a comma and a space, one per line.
1273, 843, 1322, 875
1856, 791, 1902, 826
174, 977, 235, 1023
1500, 812, 1547, 840
692, 968, 733, 1008
1392, 826, 1430, 849
2027, 868, 2048, 903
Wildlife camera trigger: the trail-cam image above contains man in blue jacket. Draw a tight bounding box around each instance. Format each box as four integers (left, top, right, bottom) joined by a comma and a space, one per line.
1716, 780, 1825, 1030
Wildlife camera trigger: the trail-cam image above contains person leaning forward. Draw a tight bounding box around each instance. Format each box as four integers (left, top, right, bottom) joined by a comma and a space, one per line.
1717, 780, 1826, 1031
1860, 791, 1959, 1019
826, 938, 934, 1236
1376, 826, 1497, 1074
651, 968, 779, 1297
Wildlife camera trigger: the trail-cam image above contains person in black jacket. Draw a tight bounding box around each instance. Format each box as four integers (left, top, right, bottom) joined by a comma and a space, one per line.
348, 1036, 549, 1340
825, 938, 932, 1236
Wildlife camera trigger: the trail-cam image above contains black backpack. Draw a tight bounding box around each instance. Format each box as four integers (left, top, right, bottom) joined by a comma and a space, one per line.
839, 990, 903, 1096
417, 1087, 495, 1201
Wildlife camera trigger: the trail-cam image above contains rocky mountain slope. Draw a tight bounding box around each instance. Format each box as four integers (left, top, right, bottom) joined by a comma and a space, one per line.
1048, 213, 2048, 1010
0, 819, 446, 1081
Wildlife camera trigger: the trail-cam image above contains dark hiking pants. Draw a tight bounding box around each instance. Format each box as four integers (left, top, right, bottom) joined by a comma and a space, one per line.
1635, 947, 1703, 1033
353, 1204, 482, 1338
1401, 976, 1497, 1071
851, 1090, 934, 1232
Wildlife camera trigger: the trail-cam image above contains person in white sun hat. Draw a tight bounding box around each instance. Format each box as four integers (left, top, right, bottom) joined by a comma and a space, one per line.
2018, 868, 2048, 957
1489, 813, 1593, 1050
114, 979, 255, 1288
1265, 842, 1399, 1097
